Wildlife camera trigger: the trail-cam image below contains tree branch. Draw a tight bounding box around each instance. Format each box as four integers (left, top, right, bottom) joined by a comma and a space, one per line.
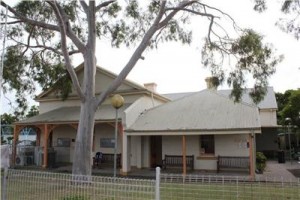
95, 0, 167, 108
1, 1, 86, 53
52, 1, 86, 52
79, 0, 88, 13
47, 1, 85, 101
0, 20, 22, 25
158, 0, 197, 29
0, 1, 60, 32
95, 0, 116, 12
20, 26, 35, 58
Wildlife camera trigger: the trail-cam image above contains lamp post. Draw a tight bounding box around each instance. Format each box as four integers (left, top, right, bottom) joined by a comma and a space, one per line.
285, 118, 292, 165
111, 94, 124, 177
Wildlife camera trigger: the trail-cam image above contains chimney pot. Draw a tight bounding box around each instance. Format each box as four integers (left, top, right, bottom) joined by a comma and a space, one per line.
205, 77, 219, 90
144, 82, 157, 92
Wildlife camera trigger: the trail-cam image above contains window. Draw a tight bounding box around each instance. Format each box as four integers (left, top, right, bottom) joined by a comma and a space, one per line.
57, 138, 71, 147
200, 135, 215, 154
100, 138, 115, 148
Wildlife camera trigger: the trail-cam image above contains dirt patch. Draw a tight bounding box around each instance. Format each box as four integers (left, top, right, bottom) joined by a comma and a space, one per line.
287, 169, 300, 178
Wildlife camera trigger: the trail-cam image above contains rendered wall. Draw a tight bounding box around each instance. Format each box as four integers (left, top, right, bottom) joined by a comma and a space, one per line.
259, 109, 277, 127
52, 125, 77, 163
160, 134, 250, 171
93, 123, 121, 154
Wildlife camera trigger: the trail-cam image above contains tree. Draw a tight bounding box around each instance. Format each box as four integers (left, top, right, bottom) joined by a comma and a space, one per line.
0, 0, 281, 176
278, 89, 300, 128
254, 0, 300, 39
26, 105, 39, 118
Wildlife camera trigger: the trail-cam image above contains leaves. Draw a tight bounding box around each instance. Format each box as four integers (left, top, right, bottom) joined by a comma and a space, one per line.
279, 89, 300, 128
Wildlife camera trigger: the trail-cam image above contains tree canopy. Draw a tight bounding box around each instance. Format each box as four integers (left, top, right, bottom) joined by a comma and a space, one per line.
254, 0, 300, 40
276, 89, 300, 128
0, 0, 282, 175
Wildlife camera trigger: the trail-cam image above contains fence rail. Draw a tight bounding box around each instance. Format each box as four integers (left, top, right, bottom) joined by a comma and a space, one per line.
1, 168, 300, 200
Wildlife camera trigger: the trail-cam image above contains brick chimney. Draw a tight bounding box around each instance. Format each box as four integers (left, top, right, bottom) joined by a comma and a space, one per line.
205, 77, 219, 90
144, 82, 157, 92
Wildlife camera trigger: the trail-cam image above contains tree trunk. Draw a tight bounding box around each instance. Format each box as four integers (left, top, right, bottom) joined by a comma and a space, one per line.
72, 2, 97, 176
72, 100, 95, 176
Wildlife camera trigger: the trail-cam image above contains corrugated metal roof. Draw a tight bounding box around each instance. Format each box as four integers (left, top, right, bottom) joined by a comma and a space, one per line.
127, 90, 260, 132
16, 104, 131, 124
164, 87, 277, 109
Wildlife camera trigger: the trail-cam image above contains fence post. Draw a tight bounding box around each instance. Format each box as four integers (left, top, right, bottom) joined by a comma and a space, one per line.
155, 167, 160, 200
1, 167, 8, 200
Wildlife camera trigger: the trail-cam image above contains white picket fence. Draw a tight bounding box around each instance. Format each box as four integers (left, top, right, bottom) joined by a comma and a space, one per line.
1, 168, 300, 200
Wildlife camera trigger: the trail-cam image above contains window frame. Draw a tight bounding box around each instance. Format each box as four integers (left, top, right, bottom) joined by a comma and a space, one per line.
200, 135, 215, 155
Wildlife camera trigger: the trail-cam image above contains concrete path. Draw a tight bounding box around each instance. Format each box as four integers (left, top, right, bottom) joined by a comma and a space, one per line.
256, 160, 300, 181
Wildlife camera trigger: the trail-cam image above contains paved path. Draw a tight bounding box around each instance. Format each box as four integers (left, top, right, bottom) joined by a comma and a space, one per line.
256, 160, 300, 181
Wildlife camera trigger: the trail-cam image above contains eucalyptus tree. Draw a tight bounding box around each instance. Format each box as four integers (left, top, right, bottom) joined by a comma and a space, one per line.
254, 0, 300, 39
0, 0, 281, 176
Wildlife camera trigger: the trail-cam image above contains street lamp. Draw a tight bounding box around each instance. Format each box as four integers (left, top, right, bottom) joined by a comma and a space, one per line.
285, 118, 292, 165
111, 94, 124, 177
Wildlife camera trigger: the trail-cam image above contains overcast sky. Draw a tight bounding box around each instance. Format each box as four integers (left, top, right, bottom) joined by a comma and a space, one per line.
1, 0, 300, 114
88, 0, 299, 94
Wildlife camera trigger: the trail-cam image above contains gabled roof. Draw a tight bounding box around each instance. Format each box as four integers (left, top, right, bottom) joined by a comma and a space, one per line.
164, 87, 277, 110
127, 90, 261, 133
36, 63, 169, 102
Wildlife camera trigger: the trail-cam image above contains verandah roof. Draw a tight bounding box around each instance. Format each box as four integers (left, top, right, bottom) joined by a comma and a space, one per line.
16, 104, 131, 125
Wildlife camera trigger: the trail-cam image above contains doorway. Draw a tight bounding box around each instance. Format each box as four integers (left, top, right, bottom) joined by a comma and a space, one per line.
150, 136, 162, 168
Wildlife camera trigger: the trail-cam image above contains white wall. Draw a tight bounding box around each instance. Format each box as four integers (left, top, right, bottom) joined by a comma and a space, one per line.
52, 125, 77, 163
124, 96, 166, 128
215, 134, 249, 157
94, 123, 121, 154
259, 109, 277, 127
159, 134, 250, 171
39, 99, 81, 114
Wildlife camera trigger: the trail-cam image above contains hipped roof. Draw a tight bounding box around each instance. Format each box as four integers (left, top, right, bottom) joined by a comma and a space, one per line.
164, 87, 277, 110
126, 90, 261, 134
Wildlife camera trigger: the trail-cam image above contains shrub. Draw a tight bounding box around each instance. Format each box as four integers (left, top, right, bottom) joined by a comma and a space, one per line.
256, 152, 267, 172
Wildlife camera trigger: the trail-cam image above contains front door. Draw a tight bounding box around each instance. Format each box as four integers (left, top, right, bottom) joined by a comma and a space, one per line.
150, 136, 162, 168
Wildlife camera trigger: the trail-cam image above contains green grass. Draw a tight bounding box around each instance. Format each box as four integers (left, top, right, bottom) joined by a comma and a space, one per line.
2, 170, 299, 200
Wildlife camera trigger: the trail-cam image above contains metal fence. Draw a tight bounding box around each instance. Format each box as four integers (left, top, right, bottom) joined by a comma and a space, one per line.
2, 169, 156, 200
1, 168, 300, 200
160, 173, 300, 199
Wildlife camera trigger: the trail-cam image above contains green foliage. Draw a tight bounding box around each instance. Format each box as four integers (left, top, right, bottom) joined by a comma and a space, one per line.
26, 105, 39, 118
203, 29, 282, 103
256, 152, 267, 172
1, 113, 18, 124
254, 0, 300, 40
279, 89, 300, 128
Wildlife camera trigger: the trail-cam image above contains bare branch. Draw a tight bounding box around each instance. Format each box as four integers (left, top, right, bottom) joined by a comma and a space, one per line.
95, 0, 116, 12
95, 1, 167, 107
158, 0, 198, 29
0, 20, 22, 25
20, 26, 35, 58
47, 1, 85, 101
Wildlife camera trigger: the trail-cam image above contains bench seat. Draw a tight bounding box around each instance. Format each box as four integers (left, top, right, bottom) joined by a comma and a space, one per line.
162, 155, 194, 170
217, 156, 250, 172
93, 153, 121, 168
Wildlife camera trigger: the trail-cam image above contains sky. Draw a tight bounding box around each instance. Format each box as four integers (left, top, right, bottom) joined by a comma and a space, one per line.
1, 0, 300, 114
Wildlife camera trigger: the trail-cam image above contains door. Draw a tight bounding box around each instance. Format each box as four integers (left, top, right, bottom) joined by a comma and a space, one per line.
150, 136, 162, 168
